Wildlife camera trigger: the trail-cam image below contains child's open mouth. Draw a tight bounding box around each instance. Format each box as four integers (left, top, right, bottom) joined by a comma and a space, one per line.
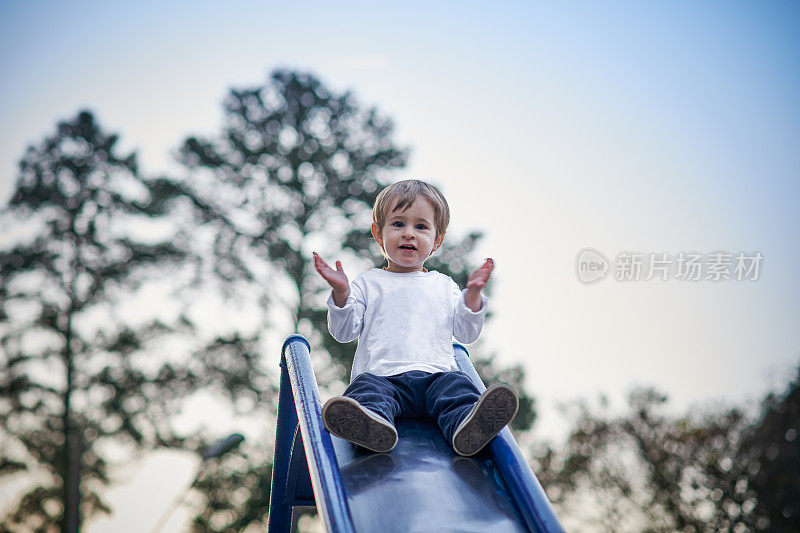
399, 244, 417, 250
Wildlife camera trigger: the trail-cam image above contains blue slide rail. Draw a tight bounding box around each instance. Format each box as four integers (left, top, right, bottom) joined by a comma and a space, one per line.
452, 343, 563, 533
268, 334, 564, 532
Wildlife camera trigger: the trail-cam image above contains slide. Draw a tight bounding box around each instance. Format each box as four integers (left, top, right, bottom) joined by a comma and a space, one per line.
268, 335, 564, 533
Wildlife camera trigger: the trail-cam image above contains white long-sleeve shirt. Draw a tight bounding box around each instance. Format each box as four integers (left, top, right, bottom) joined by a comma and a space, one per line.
326, 268, 488, 382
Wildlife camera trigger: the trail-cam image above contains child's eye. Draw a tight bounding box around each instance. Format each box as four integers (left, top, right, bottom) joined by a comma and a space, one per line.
415, 224, 428, 230
392, 221, 404, 228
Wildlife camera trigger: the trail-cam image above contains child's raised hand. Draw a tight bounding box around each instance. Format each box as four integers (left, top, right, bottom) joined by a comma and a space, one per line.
466, 258, 494, 291
464, 258, 493, 312
313, 252, 350, 306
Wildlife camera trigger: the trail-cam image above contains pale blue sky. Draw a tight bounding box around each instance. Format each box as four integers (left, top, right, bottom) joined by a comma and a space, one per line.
1, 1, 799, 530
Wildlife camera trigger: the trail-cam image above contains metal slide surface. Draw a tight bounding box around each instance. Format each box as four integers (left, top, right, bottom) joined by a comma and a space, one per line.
268, 335, 564, 533
331, 420, 528, 533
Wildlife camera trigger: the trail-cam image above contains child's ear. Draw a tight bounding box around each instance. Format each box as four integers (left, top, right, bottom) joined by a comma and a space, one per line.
433, 231, 446, 251
371, 223, 383, 249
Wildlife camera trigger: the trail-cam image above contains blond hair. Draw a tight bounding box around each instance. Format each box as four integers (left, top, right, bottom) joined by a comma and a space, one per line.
372, 179, 450, 238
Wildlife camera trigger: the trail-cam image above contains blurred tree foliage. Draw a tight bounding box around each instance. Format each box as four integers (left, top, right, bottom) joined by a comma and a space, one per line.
537, 368, 799, 532
177, 69, 537, 530
0, 111, 272, 531
178, 69, 408, 379
745, 367, 800, 531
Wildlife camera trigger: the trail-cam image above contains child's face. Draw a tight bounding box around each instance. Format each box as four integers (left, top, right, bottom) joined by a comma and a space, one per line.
371, 197, 445, 273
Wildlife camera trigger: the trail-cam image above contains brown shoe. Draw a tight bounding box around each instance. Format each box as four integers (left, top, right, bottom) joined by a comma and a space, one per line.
452, 384, 518, 456
322, 396, 398, 453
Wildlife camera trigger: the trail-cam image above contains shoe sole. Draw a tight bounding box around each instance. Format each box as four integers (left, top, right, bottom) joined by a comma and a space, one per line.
453, 384, 518, 456
322, 397, 398, 453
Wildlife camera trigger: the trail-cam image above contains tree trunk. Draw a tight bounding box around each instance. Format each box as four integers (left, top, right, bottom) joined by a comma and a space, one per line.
63, 315, 80, 533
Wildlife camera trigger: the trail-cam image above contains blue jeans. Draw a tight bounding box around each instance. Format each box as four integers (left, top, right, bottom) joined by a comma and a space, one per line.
343, 370, 481, 444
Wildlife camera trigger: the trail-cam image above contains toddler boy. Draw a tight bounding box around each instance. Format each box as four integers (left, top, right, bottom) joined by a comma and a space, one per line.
313, 179, 518, 456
